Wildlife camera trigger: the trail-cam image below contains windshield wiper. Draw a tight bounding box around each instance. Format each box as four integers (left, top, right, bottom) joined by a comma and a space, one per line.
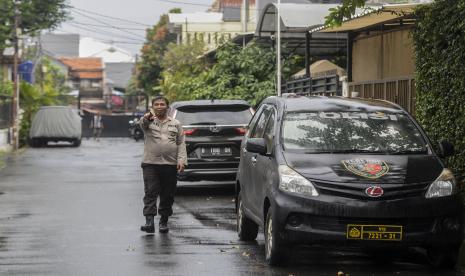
387, 149, 428, 155
304, 149, 385, 154
189, 122, 217, 125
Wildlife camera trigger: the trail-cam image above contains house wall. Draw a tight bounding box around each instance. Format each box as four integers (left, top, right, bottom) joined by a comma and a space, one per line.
352, 28, 415, 82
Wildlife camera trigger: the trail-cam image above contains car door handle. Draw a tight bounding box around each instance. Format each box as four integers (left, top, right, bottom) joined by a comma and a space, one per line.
251, 156, 257, 165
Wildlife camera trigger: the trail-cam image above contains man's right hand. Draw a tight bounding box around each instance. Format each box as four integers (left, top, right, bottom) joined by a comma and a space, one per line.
144, 112, 154, 121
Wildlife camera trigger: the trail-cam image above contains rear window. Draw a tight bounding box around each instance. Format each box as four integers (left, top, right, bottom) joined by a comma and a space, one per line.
282, 111, 428, 154
174, 105, 252, 125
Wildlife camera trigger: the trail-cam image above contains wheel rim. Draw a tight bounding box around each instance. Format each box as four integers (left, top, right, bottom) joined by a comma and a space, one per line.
266, 216, 273, 259
237, 200, 243, 233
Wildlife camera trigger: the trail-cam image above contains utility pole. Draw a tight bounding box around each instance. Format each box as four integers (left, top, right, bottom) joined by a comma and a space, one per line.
11, 0, 20, 150
242, 0, 249, 48
276, 0, 282, 97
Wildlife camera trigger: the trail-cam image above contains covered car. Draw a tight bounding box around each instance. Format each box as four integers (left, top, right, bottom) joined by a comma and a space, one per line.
29, 106, 82, 147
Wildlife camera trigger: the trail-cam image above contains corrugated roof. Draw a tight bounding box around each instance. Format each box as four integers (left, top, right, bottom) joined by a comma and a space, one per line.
60, 57, 103, 70
311, 4, 418, 33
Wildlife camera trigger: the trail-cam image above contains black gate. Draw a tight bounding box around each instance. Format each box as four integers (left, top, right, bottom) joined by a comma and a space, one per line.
0, 96, 11, 129
82, 112, 140, 138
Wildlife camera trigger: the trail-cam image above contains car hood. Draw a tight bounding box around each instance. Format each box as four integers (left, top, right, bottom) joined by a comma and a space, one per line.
284, 152, 443, 184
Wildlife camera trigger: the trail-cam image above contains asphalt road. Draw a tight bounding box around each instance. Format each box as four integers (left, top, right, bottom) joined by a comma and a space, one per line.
0, 138, 463, 275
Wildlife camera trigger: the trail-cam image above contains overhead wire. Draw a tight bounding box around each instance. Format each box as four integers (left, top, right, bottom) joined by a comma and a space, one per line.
63, 22, 145, 42
70, 9, 145, 40
68, 6, 151, 27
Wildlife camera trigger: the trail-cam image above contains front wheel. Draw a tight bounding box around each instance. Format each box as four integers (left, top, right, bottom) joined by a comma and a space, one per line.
236, 193, 258, 241
264, 207, 290, 266
72, 139, 81, 147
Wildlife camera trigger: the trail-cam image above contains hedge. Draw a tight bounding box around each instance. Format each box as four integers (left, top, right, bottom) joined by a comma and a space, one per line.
412, 0, 465, 181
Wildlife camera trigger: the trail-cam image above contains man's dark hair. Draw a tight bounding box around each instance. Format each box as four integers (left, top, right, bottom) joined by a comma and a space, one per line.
152, 96, 169, 106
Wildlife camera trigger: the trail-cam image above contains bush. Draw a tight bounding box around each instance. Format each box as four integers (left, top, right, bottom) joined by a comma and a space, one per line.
412, 0, 465, 180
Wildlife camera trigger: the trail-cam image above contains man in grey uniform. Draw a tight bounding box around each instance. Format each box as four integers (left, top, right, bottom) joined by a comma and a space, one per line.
139, 96, 187, 233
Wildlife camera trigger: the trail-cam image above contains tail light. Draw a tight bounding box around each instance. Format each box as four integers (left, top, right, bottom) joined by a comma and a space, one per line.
184, 128, 196, 135
235, 127, 247, 135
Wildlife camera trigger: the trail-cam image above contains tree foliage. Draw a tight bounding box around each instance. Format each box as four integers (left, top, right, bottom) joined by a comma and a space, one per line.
137, 8, 181, 95
0, 0, 68, 54
412, 0, 465, 180
324, 0, 366, 27
162, 41, 300, 106
160, 40, 207, 101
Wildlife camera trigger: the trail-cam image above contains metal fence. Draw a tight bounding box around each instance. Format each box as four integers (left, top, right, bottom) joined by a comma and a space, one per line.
0, 96, 11, 129
348, 77, 416, 114
282, 74, 342, 96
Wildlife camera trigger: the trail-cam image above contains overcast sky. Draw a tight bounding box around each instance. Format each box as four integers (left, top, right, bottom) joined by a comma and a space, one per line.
56, 0, 215, 55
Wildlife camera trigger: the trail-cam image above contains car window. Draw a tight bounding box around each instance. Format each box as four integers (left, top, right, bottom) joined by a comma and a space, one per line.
263, 110, 276, 154
247, 105, 264, 137
250, 106, 271, 138
282, 111, 428, 153
174, 105, 252, 125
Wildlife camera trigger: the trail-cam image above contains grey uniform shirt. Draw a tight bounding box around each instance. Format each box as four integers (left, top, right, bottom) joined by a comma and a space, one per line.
140, 116, 187, 165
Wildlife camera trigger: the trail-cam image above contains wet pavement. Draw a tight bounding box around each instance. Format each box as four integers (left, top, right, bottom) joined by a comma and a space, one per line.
0, 138, 463, 275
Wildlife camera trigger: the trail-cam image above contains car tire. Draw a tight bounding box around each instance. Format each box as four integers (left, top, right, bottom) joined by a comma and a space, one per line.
72, 139, 81, 147
237, 193, 258, 241
427, 246, 459, 268
264, 207, 290, 266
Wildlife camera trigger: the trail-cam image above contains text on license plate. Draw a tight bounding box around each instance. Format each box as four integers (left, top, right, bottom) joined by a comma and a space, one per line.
346, 224, 403, 241
201, 147, 232, 156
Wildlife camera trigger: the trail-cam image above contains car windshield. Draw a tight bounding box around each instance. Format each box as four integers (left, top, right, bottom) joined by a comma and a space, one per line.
174, 105, 252, 125
282, 111, 428, 154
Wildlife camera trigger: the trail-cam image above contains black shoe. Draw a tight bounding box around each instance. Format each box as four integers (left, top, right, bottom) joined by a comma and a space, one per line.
140, 216, 155, 233
159, 216, 169, 233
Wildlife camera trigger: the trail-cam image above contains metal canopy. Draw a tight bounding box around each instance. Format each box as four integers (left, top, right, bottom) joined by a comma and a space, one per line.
255, 3, 348, 57
311, 4, 418, 33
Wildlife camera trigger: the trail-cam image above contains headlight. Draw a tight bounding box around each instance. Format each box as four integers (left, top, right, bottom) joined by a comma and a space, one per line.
278, 165, 319, 197
425, 169, 456, 198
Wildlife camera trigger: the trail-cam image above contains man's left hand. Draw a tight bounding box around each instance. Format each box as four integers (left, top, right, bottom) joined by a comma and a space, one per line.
177, 162, 185, 172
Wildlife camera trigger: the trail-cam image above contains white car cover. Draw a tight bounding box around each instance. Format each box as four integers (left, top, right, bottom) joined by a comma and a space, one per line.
29, 106, 82, 138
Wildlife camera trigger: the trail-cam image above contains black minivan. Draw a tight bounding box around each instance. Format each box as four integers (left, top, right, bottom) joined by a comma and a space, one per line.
236, 95, 463, 266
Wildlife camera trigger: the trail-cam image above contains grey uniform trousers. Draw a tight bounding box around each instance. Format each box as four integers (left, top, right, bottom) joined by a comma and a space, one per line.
141, 163, 177, 217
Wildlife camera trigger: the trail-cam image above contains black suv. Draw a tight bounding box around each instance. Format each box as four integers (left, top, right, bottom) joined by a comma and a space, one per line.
236, 95, 463, 266
170, 100, 253, 181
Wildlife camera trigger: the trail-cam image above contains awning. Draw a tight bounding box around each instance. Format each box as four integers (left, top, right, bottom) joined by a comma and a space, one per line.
311, 4, 418, 33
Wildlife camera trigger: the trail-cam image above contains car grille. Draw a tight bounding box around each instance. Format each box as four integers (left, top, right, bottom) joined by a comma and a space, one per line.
309, 216, 435, 233
312, 180, 430, 200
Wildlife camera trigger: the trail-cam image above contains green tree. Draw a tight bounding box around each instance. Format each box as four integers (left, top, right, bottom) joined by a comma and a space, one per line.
177, 41, 300, 106
324, 0, 367, 26
160, 40, 207, 101
137, 8, 181, 95
0, 0, 68, 56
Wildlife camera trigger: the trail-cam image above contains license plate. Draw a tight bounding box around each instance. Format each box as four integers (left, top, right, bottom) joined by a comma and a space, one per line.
201, 147, 232, 156
346, 224, 402, 241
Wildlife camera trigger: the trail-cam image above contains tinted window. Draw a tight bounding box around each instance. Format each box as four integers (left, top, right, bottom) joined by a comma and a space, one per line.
251, 107, 271, 138
175, 105, 252, 125
282, 111, 427, 153
263, 110, 276, 154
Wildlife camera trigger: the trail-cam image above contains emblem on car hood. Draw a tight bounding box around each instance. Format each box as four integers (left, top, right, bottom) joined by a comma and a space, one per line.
341, 159, 389, 179
365, 186, 384, 197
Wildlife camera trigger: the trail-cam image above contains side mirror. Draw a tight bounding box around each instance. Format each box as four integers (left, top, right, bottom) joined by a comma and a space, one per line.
246, 138, 267, 155
438, 140, 455, 158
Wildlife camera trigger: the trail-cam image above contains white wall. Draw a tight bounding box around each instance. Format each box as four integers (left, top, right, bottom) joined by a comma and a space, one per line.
0, 128, 10, 150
